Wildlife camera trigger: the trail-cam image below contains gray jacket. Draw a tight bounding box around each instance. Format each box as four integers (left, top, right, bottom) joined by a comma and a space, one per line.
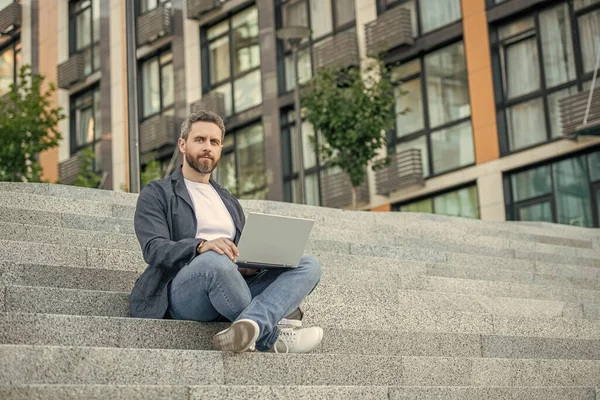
130, 165, 245, 319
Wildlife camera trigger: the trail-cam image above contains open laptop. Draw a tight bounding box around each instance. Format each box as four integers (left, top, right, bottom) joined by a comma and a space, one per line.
235, 212, 315, 269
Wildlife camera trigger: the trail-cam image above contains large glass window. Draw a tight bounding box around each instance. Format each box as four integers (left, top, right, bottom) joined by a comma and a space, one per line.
390, 41, 474, 177
0, 41, 20, 96
214, 122, 267, 199
203, 6, 262, 116
506, 151, 600, 227
69, 0, 100, 76
281, 110, 324, 205
279, 0, 356, 93
382, 0, 462, 35
140, 50, 174, 119
70, 87, 102, 172
492, 1, 600, 153
139, 0, 171, 14
393, 185, 480, 219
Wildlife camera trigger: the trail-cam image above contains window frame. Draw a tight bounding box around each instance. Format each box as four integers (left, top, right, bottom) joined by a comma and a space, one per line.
280, 109, 325, 205
137, 0, 172, 16
491, 0, 600, 156
0, 37, 21, 95
69, 85, 102, 172
200, 5, 262, 116
503, 149, 600, 228
138, 47, 174, 121
388, 40, 475, 179
68, 0, 100, 75
379, 0, 463, 36
276, 0, 357, 95
391, 182, 481, 219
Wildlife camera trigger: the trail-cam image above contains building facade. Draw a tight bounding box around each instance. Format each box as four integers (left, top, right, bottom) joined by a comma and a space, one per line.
4, 0, 600, 227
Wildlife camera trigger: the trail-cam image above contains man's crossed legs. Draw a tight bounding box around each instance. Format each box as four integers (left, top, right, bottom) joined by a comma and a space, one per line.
167, 251, 323, 353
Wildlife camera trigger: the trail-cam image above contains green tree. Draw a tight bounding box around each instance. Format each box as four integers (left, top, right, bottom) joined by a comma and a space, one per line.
301, 59, 397, 209
0, 65, 66, 182
74, 147, 103, 188
141, 154, 163, 187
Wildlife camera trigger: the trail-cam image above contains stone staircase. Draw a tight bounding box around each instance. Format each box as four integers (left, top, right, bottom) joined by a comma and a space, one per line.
0, 182, 600, 399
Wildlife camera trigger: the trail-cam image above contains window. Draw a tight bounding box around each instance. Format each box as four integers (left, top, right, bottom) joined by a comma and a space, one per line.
139, 0, 171, 14
390, 41, 474, 177
203, 6, 262, 117
140, 50, 174, 119
281, 110, 324, 205
70, 87, 102, 172
506, 150, 600, 228
0, 41, 20, 96
393, 185, 480, 219
69, 0, 100, 76
382, 0, 462, 35
0, 0, 15, 10
214, 122, 267, 199
492, 1, 600, 153
278, 0, 356, 93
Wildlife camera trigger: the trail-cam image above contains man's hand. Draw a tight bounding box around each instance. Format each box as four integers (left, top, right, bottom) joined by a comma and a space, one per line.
199, 238, 239, 262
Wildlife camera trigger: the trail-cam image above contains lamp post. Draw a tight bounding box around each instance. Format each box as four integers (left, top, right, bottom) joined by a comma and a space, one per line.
276, 26, 311, 204
125, 0, 140, 193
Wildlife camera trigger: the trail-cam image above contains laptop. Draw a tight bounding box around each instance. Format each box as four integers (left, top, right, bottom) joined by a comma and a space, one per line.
235, 212, 315, 269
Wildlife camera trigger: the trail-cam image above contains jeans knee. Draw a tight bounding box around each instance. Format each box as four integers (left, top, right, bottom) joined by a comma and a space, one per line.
300, 255, 322, 285
191, 251, 239, 277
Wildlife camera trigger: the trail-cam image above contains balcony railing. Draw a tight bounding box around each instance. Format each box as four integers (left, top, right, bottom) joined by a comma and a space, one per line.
374, 149, 424, 196
314, 28, 360, 71
137, 3, 173, 46
189, 92, 226, 117
320, 170, 369, 209
0, 2, 20, 33
186, 0, 226, 20
139, 114, 179, 155
57, 53, 86, 89
559, 89, 600, 137
58, 153, 83, 186
365, 6, 413, 56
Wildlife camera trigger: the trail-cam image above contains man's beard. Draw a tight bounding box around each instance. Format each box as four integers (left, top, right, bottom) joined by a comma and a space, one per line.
186, 153, 219, 174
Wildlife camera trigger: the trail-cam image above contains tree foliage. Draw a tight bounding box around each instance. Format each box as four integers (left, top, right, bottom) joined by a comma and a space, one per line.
0, 65, 65, 182
300, 59, 397, 207
74, 147, 103, 188
141, 155, 163, 187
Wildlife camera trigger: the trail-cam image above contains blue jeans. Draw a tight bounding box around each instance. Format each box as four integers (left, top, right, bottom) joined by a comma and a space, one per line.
167, 251, 322, 351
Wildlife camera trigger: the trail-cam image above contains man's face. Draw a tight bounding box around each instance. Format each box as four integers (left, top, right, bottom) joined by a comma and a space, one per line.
179, 121, 223, 175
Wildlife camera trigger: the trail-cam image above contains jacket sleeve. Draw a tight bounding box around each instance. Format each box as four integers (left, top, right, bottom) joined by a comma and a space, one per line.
134, 182, 203, 270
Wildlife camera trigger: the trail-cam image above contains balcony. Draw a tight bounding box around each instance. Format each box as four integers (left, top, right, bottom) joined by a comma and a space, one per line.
0, 2, 20, 33
189, 92, 226, 117
137, 3, 173, 47
139, 114, 179, 155
314, 28, 360, 70
559, 89, 600, 138
365, 6, 413, 56
186, 0, 225, 20
57, 53, 86, 89
58, 153, 83, 186
320, 170, 369, 209
374, 149, 424, 196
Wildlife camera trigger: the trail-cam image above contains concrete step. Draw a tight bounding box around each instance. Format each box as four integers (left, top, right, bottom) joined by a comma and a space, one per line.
388, 386, 598, 399
0, 385, 391, 400
2, 345, 600, 386
3, 312, 600, 361
419, 276, 600, 305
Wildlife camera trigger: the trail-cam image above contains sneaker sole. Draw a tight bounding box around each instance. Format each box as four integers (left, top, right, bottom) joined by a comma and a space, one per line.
212, 319, 260, 353
303, 327, 324, 354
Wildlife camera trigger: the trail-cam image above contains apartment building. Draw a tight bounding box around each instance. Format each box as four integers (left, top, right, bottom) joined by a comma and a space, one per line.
2, 0, 600, 227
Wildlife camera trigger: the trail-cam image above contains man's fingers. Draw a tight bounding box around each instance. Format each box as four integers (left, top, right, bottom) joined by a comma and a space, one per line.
216, 243, 236, 262
220, 238, 240, 256
206, 243, 224, 255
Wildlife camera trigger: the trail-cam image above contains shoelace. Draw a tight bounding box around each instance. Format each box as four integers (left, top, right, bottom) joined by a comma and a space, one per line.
277, 318, 303, 329
273, 328, 296, 354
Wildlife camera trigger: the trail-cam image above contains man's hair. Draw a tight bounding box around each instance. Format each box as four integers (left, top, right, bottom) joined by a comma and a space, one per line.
180, 110, 226, 141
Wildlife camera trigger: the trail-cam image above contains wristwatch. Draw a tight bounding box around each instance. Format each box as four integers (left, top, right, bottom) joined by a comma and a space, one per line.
196, 240, 206, 255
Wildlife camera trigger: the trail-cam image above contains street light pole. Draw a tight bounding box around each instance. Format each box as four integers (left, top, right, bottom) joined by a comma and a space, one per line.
125, 0, 140, 193
276, 26, 311, 204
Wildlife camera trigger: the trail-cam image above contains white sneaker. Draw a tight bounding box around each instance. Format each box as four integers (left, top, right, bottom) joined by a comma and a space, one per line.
277, 318, 303, 329
212, 319, 259, 353
269, 326, 323, 354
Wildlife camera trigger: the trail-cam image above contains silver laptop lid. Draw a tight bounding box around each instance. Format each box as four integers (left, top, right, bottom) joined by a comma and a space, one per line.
236, 212, 315, 267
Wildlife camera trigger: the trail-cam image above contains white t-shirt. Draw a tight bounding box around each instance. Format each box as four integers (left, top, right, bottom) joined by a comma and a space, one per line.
183, 178, 236, 241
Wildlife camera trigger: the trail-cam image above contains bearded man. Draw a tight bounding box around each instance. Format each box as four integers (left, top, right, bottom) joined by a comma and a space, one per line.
130, 110, 323, 353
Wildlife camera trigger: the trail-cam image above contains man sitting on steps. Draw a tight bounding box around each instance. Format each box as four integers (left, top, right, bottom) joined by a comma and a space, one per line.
130, 110, 324, 354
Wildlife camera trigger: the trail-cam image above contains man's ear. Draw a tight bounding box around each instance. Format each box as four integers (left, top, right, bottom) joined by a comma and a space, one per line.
177, 137, 186, 153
